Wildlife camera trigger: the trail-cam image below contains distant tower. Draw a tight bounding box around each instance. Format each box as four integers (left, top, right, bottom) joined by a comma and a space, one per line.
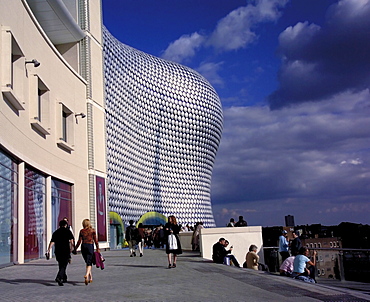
285, 215, 295, 227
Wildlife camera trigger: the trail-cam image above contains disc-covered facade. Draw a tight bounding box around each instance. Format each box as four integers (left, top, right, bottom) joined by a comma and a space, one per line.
104, 27, 223, 228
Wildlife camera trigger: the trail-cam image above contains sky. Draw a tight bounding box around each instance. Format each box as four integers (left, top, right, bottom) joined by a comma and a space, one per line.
102, 0, 370, 227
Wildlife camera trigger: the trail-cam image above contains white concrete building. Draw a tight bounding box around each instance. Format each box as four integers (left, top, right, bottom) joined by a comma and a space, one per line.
0, 0, 107, 265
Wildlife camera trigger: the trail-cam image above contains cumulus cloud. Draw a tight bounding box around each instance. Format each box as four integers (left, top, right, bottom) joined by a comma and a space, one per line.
161, 0, 288, 63
196, 62, 224, 87
268, 0, 370, 109
208, 0, 288, 51
340, 158, 363, 166
211, 89, 370, 226
161, 32, 205, 63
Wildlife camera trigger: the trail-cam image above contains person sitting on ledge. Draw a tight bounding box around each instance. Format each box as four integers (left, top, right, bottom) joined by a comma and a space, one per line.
279, 255, 295, 277
292, 247, 317, 283
245, 244, 259, 270
212, 238, 240, 267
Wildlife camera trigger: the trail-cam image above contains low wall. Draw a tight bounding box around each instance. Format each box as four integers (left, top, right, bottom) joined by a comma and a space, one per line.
200, 226, 264, 266
178, 231, 193, 251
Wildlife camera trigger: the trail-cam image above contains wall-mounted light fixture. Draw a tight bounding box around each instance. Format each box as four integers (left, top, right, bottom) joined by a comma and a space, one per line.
75, 112, 86, 123
25, 59, 41, 67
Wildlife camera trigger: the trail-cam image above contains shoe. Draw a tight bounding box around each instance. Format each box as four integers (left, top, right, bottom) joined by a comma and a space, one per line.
84, 276, 89, 286
172, 263, 176, 268
133, 252, 136, 257
130, 254, 133, 257
55, 277, 64, 286
140, 253, 143, 257
168, 264, 172, 269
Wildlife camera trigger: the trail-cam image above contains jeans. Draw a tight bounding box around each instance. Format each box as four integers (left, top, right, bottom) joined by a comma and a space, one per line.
224, 255, 240, 267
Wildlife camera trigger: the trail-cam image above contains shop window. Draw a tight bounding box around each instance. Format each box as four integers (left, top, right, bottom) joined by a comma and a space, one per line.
1, 26, 25, 110
24, 166, 46, 260
57, 103, 74, 151
0, 149, 18, 265
51, 178, 73, 232
30, 75, 50, 135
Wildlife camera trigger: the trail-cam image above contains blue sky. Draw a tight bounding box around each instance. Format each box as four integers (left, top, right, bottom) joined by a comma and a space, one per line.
102, 0, 370, 227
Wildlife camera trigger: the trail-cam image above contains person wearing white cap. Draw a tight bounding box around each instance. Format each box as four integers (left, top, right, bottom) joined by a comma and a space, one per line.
279, 230, 290, 261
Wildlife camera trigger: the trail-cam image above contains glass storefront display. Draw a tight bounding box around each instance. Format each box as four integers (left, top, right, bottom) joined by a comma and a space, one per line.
51, 178, 73, 232
0, 150, 17, 266
24, 167, 45, 260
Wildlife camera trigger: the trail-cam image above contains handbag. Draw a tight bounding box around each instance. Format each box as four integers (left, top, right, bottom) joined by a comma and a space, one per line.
168, 234, 178, 250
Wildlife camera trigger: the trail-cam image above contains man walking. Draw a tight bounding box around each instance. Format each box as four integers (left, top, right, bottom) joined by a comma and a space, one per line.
47, 220, 75, 286
126, 220, 138, 257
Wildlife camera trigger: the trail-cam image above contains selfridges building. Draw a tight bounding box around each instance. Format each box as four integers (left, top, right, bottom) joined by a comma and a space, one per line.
104, 27, 223, 228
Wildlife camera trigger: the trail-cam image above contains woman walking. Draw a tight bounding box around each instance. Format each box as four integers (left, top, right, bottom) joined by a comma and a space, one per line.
165, 215, 182, 268
74, 219, 100, 285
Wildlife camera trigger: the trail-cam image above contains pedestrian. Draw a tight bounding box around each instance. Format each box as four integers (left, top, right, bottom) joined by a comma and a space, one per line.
63, 217, 74, 263
212, 238, 240, 267
235, 216, 248, 227
165, 215, 182, 268
246, 244, 259, 270
293, 247, 317, 282
137, 223, 145, 257
290, 231, 302, 256
158, 225, 165, 248
125, 220, 138, 257
279, 256, 295, 277
224, 240, 241, 267
227, 218, 235, 227
63, 217, 74, 237
46, 219, 75, 286
193, 221, 203, 251
73, 218, 100, 285
279, 230, 290, 261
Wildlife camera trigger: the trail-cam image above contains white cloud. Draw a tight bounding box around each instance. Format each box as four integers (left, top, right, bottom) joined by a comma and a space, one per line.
161, 0, 288, 63
208, 0, 288, 51
269, 0, 370, 108
196, 62, 224, 87
340, 158, 363, 166
161, 32, 205, 63
211, 89, 370, 226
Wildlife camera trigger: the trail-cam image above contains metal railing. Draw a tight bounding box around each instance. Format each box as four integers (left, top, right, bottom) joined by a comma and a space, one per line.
263, 246, 370, 282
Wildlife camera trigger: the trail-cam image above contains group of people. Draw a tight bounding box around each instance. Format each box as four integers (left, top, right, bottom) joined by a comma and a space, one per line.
212, 237, 265, 271
212, 237, 241, 267
278, 230, 317, 283
278, 230, 302, 260
227, 216, 248, 227
47, 217, 100, 286
124, 216, 183, 268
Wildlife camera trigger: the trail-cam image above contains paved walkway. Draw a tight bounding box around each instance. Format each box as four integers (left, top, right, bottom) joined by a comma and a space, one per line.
0, 249, 369, 302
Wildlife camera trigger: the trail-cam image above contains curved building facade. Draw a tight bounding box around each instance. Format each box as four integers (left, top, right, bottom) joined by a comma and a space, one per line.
104, 27, 223, 227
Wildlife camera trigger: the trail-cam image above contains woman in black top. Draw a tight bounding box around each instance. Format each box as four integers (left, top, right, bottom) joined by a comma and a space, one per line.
165, 215, 182, 268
